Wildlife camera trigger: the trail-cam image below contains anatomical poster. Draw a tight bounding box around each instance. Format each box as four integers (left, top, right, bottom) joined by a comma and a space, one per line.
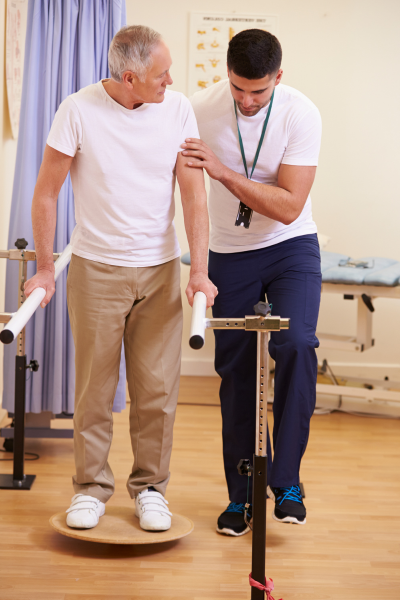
188, 12, 278, 97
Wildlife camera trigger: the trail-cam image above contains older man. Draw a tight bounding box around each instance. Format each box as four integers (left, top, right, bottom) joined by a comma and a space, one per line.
24, 25, 217, 532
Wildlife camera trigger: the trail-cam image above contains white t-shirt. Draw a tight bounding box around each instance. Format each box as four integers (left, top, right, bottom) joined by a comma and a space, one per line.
47, 81, 199, 267
191, 79, 322, 253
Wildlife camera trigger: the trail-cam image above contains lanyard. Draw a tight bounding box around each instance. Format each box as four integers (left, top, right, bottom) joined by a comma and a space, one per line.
233, 90, 275, 229
234, 88, 275, 180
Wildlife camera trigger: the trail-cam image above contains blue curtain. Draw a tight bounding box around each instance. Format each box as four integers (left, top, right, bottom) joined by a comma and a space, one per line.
3, 0, 127, 414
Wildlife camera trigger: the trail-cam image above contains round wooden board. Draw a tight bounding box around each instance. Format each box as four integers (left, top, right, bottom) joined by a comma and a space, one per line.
49, 506, 194, 545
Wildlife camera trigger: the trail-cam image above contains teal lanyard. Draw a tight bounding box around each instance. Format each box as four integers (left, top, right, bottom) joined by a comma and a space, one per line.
234, 89, 275, 179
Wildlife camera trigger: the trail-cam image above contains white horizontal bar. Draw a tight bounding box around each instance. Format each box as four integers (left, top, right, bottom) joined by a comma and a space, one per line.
189, 291, 207, 349
0, 245, 72, 345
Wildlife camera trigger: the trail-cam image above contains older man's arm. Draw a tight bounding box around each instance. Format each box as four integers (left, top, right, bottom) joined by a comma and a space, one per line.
24, 145, 73, 307
176, 152, 218, 308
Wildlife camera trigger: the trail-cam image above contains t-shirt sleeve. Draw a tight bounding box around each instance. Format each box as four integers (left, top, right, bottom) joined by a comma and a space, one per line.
47, 97, 83, 157
177, 97, 200, 153
281, 106, 322, 166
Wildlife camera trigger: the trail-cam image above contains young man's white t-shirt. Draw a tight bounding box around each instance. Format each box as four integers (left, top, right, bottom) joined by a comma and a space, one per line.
191, 79, 322, 253
47, 81, 199, 267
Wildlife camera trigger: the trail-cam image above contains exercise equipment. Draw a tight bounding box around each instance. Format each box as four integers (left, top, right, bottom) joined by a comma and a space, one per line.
0, 241, 194, 546
50, 506, 193, 545
0, 241, 72, 489
190, 291, 289, 600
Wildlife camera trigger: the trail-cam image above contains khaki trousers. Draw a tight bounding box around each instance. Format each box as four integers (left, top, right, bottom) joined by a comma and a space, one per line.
67, 255, 182, 503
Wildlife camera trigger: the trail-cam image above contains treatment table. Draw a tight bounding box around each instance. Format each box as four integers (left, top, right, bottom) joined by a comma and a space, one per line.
182, 248, 400, 410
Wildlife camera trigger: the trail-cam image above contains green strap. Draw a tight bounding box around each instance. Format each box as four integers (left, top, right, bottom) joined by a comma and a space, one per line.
234, 89, 275, 180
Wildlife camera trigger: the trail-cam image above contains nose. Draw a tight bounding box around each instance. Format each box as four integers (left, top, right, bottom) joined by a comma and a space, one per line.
165, 71, 173, 86
242, 94, 253, 108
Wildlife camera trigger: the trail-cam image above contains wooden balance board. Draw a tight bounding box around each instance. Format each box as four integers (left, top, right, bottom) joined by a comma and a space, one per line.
50, 506, 194, 544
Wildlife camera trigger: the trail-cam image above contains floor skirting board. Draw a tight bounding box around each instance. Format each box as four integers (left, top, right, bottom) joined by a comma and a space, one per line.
181, 358, 400, 379
181, 358, 217, 377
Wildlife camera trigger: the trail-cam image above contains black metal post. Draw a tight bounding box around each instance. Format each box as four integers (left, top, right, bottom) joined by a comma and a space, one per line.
0, 354, 36, 490
250, 453, 268, 600
13, 354, 27, 480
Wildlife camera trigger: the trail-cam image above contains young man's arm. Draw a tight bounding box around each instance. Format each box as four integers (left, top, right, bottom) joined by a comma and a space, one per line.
176, 152, 218, 308
181, 138, 316, 225
24, 145, 73, 307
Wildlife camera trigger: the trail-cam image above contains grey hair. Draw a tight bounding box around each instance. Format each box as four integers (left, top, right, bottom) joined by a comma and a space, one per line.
108, 25, 162, 82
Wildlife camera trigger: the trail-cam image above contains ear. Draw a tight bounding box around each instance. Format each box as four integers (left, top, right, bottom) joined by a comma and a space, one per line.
121, 70, 138, 88
274, 69, 283, 86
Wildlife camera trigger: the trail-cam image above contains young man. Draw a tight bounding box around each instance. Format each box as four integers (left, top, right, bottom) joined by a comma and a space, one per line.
24, 25, 217, 532
186, 30, 322, 535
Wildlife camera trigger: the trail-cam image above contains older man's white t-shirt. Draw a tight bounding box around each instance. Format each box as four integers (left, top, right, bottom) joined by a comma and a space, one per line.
47, 81, 199, 267
191, 79, 322, 253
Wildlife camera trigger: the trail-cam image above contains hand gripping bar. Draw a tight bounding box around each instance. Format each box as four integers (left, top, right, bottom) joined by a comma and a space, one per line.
0, 245, 73, 345
189, 291, 207, 349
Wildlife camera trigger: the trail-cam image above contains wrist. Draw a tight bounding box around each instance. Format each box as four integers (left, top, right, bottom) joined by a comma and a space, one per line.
37, 264, 55, 275
219, 165, 233, 185
190, 268, 208, 277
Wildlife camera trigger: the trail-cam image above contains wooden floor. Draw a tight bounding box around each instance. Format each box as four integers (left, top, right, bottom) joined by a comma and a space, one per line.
0, 376, 399, 599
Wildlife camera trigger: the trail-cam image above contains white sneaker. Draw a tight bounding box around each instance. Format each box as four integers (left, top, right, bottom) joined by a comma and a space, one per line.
66, 494, 106, 529
135, 488, 172, 531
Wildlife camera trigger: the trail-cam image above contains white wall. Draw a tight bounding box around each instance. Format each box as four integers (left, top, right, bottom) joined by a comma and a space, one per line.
0, 1, 399, 406
126, 0, 400, 380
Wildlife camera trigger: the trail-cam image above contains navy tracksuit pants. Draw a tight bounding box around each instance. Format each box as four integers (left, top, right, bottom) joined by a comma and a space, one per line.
208, 233, 321, 503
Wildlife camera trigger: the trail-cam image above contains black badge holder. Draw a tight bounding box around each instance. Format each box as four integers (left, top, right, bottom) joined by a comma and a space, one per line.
234, 90, 275, 229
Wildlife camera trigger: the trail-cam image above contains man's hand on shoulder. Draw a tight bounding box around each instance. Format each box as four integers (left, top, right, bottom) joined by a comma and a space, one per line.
181, 138, 229, 182
24, 268, 56, 308
186, 271, 218, 309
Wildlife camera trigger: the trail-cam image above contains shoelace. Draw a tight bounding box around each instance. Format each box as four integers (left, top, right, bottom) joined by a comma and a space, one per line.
137, 491, 172, 516
275, 486, 302, 505
225, 502, 247, 513
66, 494, 100, 513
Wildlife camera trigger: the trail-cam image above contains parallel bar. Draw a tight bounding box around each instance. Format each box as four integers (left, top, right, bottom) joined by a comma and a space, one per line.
0, 245, 72, 345
189, 291, 207, 349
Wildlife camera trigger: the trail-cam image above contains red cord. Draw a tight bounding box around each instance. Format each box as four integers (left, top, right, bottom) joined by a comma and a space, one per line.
249, 574, 282, 600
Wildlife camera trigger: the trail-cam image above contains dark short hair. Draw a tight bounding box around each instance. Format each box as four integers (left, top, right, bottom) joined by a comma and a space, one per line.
227, 29, 282, 79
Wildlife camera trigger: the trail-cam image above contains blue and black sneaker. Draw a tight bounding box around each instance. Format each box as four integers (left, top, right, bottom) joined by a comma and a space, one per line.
217, 502, 252, 536
270, 485, 306, 524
